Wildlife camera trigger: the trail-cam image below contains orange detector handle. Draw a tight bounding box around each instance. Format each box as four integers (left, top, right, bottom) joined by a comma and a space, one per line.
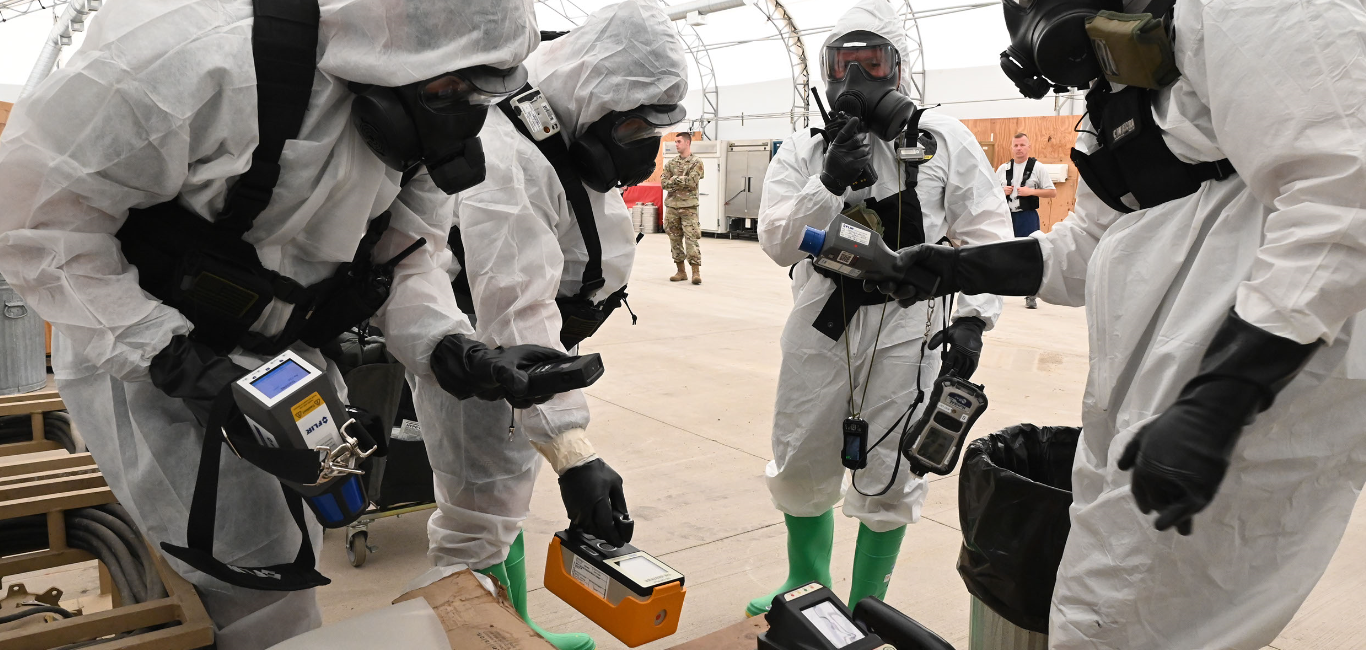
543, 533, 686, 647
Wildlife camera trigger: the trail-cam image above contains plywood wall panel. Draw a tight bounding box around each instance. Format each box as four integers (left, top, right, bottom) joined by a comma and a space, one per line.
0, 102, 12, 138
961, 115, 1083, 233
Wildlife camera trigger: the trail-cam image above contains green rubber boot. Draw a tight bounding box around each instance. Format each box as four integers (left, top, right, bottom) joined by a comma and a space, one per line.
847, 524, 906, 608
745, 511, 835, 617
479, 531, 596, 650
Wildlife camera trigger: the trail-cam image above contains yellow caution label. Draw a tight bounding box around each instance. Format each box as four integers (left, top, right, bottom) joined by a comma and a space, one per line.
291, 392, 325, 422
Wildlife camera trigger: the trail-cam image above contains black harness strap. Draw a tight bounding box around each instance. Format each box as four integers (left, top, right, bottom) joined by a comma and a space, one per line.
160, 392, 330, 591
496, 87, 606, 300
219, 0, 319, 235
1006, 158, 1040, 212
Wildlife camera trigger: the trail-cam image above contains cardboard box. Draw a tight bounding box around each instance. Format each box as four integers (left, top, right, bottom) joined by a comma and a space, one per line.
393, 570, 555, 650
668, 617, 769, 650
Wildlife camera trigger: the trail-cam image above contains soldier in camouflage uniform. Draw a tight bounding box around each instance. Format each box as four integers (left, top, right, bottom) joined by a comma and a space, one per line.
662, 132, 704, 284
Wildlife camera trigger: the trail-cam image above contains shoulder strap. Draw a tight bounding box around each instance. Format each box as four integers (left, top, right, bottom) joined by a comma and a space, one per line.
219, 0, 320, 236
1005, 162, 1014, 185
1143, 0, 1178, 19
1023, 157, 1037, 183
496, 87, 606, 299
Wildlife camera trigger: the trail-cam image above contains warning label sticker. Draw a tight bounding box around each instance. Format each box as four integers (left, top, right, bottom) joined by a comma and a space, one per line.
292, 392, 341, 449
570, 555, 611, 599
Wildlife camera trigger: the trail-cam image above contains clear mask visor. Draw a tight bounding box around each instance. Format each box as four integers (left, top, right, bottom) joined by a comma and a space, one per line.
420, 65, 529, 111
823, 42, 898, 82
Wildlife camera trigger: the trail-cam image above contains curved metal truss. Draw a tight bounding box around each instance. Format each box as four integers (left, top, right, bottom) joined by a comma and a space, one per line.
536, 0, 720, 140
754, 0, 809, 130
900, 0, 928, 103
0, 0, 63, 22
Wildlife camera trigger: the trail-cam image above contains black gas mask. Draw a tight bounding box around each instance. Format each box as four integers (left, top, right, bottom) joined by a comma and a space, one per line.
571, 104, 686, 193
823, 30, 916, 142
1000, 0, 1122, 99
351, 65, 528, 194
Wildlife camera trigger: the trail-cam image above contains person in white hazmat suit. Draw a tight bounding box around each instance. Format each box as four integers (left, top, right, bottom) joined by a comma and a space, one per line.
0, 1, 565, 648
877, 0, 1366, 647
414, 5, 687, 649
747, 0, 1013, 617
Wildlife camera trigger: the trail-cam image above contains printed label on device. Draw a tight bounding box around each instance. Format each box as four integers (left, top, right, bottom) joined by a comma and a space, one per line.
570, 554, 611, 599
292, 392, 341, 449
838, 223, 872, 245
244, 415, 279, 449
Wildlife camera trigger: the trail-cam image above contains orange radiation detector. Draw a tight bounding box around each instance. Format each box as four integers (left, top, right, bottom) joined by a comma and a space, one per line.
544, 530, 687, 647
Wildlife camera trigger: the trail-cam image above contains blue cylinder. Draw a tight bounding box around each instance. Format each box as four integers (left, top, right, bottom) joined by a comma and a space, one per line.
799, 226, 826, 256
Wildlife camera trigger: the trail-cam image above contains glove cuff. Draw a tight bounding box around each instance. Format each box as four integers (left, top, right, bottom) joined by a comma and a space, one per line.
431, 334, 493, 399
531, 427, 598, 475
956, 238, 1044, 296
951, 316, 986, 333
819, 171, 847, 196
1186, 310, 1322, 414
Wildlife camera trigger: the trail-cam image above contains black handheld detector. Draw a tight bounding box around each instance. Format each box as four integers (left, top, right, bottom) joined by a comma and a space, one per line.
525, 353, 605, 398
759, 583, 890, 650
759, 582, 956, 650
901, 375, 987, 476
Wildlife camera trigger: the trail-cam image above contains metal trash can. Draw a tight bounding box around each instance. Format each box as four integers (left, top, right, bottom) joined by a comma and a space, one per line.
632, 202, 659, 234
0, 274, 47, 395
958, 424, 1080, 649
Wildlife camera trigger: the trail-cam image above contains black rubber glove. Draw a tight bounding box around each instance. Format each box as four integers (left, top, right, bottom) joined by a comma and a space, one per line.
559, 458, 634, 547
873, 238, 1045, 306
929, 316, 985, 379
1118, 311, 1320, 535
149, 335, 248, 425
431, 334, 566, 409
820, 117, 872, 195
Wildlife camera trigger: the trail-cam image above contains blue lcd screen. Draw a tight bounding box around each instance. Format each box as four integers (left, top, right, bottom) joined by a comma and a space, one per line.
251, 359, 310, 399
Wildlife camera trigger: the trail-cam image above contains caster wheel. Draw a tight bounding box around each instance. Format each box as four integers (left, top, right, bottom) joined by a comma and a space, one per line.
348, 531, 369, 567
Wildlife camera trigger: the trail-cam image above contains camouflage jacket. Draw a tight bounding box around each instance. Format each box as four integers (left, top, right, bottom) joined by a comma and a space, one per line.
662, 154, 704, 208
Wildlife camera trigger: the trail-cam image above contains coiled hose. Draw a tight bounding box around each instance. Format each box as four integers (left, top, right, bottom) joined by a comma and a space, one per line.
0, 412, 83, 453
0, 504, 166, 606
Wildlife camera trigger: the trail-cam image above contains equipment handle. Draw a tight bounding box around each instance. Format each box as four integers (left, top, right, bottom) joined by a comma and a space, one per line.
852, 597, 957, 650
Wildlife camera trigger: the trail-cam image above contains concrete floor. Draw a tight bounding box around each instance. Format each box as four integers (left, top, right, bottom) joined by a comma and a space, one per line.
310, 233, 1366, 649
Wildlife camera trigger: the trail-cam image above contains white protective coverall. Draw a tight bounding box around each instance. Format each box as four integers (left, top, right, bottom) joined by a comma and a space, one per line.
1038, 1, 1366, 648
0, 0, 537, 647
758, 0, 1011, 533
420, 1, 688, 571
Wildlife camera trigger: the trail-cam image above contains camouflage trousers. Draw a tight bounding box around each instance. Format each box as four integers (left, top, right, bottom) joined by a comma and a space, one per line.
664, 206, 702, 266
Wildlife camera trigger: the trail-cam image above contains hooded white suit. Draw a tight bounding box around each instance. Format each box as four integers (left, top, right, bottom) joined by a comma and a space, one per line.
1038, 1, 1366, 647
419, 2, 688, 572
0, 0, 537, 647
757, 0, 1012, 532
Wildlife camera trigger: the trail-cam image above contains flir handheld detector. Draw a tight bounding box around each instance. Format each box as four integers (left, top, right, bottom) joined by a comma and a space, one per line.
232, 351, 373, 527
525, 353, 605, 398
798, 215, 939, 295
544, 529, 686, 647
901, 375, 987, 476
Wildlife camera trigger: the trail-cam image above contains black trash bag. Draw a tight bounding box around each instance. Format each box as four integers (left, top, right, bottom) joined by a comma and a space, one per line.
957, 423, 1080, 634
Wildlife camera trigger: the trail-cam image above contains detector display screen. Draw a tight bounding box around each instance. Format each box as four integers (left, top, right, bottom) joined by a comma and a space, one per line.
251, 360, 310, 399
616, 556, 669, 584
917, 428, 956, 463
801, 600, 865, 647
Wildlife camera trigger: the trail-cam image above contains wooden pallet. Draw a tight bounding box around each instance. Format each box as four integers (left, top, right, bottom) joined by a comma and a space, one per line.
0, 452, 215, 649
0, 378, 67, 457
